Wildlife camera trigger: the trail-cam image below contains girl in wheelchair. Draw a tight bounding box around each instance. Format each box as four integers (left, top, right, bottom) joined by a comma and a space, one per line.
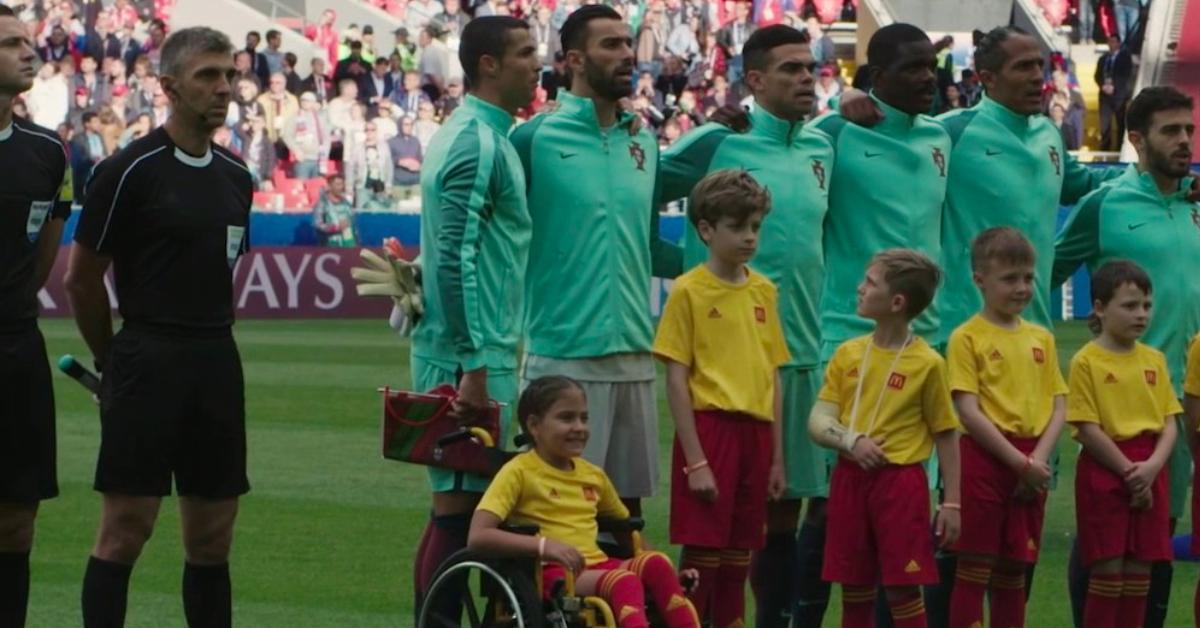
468, 376, 700, 628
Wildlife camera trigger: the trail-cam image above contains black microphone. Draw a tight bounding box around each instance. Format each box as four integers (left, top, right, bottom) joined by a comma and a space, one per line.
58, 354, 101, 394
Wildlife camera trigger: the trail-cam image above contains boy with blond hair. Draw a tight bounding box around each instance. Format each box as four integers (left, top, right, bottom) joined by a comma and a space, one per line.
946, 227, 1068, 628
654, 169, 789, 627
807, 248, 961, 628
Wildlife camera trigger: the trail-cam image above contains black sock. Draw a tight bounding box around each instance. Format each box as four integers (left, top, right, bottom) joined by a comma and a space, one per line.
922, 548, 957, 628
1067, 537, 1087, 628
419, 514, 471, 622
792, 520, 829, 628
1144, 560, 1172, 628
183, 562, 231, 628
751, 532, 797, 628
82, 556, 133, 628
1025, 558, 1037, 601
0, 551, 31, 628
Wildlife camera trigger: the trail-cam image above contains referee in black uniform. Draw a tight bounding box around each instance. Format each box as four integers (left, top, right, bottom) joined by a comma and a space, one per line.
0, 7, 71, 626
65, 27, 252, 628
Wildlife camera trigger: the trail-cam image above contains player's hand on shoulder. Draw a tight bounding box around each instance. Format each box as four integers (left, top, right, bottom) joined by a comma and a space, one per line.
708, 104, 750, 133
542, 539, 585, 574
935, 505, 961, 547
838, 87, 884, 127
850, 436, 888, 471
686, 465, 719, 503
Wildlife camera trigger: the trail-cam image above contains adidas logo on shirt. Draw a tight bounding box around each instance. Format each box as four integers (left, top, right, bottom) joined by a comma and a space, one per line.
708, 307, 722, 319
1104, 373, 1118, 384
548, 488, 560, 499
989, 349, 1003, 361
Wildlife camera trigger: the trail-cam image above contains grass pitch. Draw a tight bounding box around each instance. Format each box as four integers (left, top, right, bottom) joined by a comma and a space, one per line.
25, 319, 1196, 627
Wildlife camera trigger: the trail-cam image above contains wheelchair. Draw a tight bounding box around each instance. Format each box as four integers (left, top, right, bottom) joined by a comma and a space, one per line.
418, 516, 692, 628
378, 389, 696, 627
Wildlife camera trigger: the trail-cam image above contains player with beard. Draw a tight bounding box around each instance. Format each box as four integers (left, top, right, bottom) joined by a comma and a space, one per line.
657, 24, 834, 627
66, 27, 252, 628
1052, 86, 1199, 628
509, 5, 682, 518
401, 16, 540, 616
0, 6, 71, 626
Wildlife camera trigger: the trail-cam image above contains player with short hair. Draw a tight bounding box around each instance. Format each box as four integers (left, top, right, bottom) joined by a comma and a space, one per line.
508, 4, 682, 517
655, 24, 833, 625
1053, 85, 1198, 627
405, 14, 540, 614
807, 248, 961, 628
945, 227, 1068, 628
654, 170, 790, 627
1066, 260, 1180, 628
65, 26, 253, 628
0, 6, 72, 626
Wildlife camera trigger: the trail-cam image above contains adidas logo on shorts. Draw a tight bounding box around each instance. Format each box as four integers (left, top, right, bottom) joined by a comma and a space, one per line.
904, 559, 921, 573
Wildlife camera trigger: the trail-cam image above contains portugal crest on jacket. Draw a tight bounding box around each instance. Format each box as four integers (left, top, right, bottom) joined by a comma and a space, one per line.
812, 159, 826, 190
628, 141, 646, 171
931, 147, 946, 177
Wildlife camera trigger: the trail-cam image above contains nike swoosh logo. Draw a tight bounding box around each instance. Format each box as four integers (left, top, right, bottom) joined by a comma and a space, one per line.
864, 151, 881, 158
986, 149, 1002, 156
559, 152, 576, 159
1127, 222, 1148, 231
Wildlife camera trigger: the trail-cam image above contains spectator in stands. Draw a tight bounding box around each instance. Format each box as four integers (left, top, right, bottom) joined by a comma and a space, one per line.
1074, 0, 1096, 43
284, 92, 331, 179
74, 55, 108, 108
38, 24, 76, 66
1048, 102, 1081, 149
328, 78, 359, 136
239, 114, 277, 189
263, 29, 285, 75
97, 106, 124, 155
392, 27, 419, 72
361, 25, 379, 62
1096, 33, 1133, 150
243, 31, 271, 86
417, 24, 452, 96
142, 18, 166, 73
806, 16, 835, 64
958, 68, 982, 106
636, 2, 666, 77
69, 111, 106, 198
940, 82, 965, 112
313, 174, 358, 246
659, 115, 683, 147
529, 4, 559, 69
85, 18, 119, 63
301, 57, 333, 103
346, 120, 393, 205
114, 22, 142, 70
670, 88, 704, 128
631, 93, 665, 129
540, 51, 568, 100
388, 115, 422, 201
666, 14, 700, 62
129, 71, 157, 117
228, 77, 265, 136
655, 54, 689, 102
118, 112, 153, 150
342, 101, 368, 157
406, 0, 445, 34
701, 72, 733, 111
435, 78, 463, 118
233, 50, 259, 88
109, 84, 131, 126
148, 83, 169, 127
68, 87, 91, 132
282, 52, 303, 95
411, 99, 440, 152
364, 57, 395, 117
258, 72, 299, 152
815, 63, 841, 113
635, 70, 665, 110
106, 0, 141, 31
37, 1, 85, 45
314, 8, 341, 71
1044, 69, 1086, 149
438, 0, 471, 46
26, 61, 68, 129
373, 100, 399, 139
717, 0, 754, 83
333, 40, 371, 97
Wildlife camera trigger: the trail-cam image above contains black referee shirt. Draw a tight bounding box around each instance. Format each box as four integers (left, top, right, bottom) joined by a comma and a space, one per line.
0, 117, 71, 325
74, 127, 253, 334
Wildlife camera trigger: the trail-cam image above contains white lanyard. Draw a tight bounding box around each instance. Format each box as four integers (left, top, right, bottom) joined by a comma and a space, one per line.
848, 333, 912, 436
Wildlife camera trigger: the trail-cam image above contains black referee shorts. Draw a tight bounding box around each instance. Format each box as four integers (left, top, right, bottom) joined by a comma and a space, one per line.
95, 326, 250, 499
0, 322, 58, 503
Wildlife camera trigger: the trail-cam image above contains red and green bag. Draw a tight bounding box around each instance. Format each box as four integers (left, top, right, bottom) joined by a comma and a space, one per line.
380, 384, 509, 476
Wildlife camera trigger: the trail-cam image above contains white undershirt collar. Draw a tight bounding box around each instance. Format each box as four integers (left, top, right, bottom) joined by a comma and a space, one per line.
0, 122, 13, 142
173, 146, 212, 167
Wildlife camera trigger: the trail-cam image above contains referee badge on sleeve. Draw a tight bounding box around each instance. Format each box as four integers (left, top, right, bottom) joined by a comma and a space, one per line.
226, 225, 246, 268
26, 201, 53, 242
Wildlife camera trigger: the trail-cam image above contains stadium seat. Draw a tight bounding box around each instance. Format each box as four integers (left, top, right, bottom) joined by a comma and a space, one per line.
304, 177, 328, 206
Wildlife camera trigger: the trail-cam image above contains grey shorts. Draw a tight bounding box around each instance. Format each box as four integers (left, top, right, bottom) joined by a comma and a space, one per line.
522, 354, 659, 499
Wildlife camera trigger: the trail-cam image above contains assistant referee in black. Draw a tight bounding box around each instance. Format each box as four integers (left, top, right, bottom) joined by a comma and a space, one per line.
0, 6, 71, 627
65, 27, 252, 628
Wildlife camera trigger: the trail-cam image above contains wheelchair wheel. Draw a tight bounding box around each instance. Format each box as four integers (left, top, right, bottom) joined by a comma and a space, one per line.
418, 549, 543, 628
